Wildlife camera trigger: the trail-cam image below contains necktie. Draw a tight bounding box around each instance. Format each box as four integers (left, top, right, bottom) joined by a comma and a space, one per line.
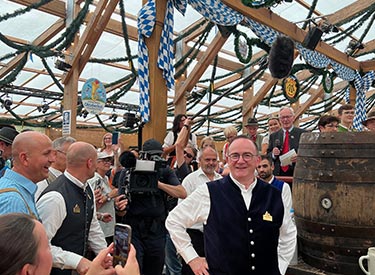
281, 130, 289, 172
251, 135, 257, 143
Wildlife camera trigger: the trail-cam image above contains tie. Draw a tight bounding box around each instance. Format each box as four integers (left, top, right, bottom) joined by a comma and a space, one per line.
251, 135, 257, 143
281, 130, 289, 172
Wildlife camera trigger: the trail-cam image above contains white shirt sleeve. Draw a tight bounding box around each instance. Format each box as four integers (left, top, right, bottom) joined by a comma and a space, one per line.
163, 131, 174, 148
37, 191, 83, 270
166, 184, 210, 264
278, 183, 297, 274
35, 179, 49, 201
87, 185, 107, 254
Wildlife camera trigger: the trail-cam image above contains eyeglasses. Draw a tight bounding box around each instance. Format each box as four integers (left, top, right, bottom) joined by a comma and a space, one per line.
104, 137, 111, 140
184, 151, 193, 159
228, 153, 256, 161
98, 157, 113, 163
56, 149, 66, 155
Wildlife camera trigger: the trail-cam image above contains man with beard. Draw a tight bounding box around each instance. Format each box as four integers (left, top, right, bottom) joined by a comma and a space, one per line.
177, 146, 222, 275
257, 155, 292, 211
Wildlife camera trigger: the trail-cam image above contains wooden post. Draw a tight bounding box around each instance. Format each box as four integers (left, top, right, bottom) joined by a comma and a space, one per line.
142, 0, 168, 144
242, 67, 254, 129
174, 39, 187, 116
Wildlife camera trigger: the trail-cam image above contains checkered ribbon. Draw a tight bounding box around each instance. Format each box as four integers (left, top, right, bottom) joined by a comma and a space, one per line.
157, 0, 175, 90
244, 17, 278, 46
296, 44, 330, 69
330, 61, 356, 81
173, 0, 187, 15
188, 0, 243, 26
137, 0, 156, 123
344, 87, 350, 104
353, 70, 375, 131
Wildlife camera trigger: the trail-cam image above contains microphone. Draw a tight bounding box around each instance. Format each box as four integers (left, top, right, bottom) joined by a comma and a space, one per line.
275, 139, 282, 150
268, 36, 295, 79
119, 150, 137, 168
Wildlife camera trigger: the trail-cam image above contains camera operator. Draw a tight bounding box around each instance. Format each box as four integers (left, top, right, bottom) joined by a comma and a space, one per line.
0, 126, 19, 177
117, 138, 186, 275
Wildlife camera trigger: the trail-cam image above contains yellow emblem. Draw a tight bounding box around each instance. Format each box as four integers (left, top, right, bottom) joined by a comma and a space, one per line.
263, 211, 273, 222
73, 204, 81, 214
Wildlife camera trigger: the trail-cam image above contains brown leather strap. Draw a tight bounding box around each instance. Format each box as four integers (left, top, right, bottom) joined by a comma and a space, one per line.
0, 188, 37, 219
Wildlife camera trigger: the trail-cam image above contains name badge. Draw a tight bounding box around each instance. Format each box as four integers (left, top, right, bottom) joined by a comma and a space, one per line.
73, 204, 81, 214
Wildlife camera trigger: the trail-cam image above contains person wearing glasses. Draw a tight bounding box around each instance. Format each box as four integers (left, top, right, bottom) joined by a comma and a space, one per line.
166, 135, 296, 275
35, 136, 76, 200
267, 107, 307, 177
317, 115, 340, 132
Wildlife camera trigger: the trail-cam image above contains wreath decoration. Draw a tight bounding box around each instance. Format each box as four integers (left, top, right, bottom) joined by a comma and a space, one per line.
234, 31, 252, 64
241, 0, 278, 8
282, 75, 300, 103
322, 71, 334, 94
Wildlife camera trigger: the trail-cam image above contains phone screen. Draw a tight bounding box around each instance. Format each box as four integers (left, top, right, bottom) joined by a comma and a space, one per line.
113, 224, 132, 267
112, 132, 119, 145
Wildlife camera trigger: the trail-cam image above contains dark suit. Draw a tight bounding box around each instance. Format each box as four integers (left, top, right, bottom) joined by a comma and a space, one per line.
267, 127, 307, 177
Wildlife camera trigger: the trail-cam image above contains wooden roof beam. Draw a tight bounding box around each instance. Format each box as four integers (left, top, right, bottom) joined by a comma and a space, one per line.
356, 39, 375, 57
361, 60, 375, 72
174, 27, 232, 104
221, 0, 360, 70
0, 18, 64, 78
62, 0, 120, 84
326, 0, 373, 26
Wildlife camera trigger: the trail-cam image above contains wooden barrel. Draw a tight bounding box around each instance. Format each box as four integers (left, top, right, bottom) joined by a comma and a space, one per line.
293, 132, 375, 275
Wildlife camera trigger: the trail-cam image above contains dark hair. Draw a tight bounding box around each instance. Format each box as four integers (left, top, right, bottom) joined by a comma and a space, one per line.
260, 154, 273, 165
338, 104, 354, 115
172, 114, 187, 133
318, 115, 340, 128
0, 213, 38, 275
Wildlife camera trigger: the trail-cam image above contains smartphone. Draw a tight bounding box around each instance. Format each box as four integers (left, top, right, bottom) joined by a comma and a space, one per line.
113, 224, 132, 267
112, 131, 119, 145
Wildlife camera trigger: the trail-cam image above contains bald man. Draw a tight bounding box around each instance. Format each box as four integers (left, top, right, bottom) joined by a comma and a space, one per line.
0, 131, 56, 217
37, 142, 107, 275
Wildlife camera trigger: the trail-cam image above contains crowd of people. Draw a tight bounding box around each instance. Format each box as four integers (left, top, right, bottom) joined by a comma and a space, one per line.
0, 105, 374, 275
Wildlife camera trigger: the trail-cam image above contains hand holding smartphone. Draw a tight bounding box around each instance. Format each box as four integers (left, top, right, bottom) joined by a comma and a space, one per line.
113, 223, 132, 267
112, 131, 119, 145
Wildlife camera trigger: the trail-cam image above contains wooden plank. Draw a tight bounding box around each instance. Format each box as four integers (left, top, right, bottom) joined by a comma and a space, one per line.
361, 59, 375, 72
221, 0, 360, 70
326, 0, 374, 25
174, 28, 231, 104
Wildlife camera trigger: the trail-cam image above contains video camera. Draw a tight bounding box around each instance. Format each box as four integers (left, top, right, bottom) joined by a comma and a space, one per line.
119, 151, 168, 198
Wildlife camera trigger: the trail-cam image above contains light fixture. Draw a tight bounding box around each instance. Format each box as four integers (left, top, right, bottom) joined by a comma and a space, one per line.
37, 98, 49, 113
345, 39, 364, 55
2, 93, 13, 109
110, 108, 118, 122
55, 59, 72, 72
302, 26, 323, 50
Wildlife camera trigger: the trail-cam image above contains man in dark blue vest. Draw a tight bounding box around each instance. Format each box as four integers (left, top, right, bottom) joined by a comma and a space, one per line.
166, 135, 296, 275
37, 142, 107, 275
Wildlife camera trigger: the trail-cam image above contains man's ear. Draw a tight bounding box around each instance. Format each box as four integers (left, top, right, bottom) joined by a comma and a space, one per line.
19, 263, 36, 275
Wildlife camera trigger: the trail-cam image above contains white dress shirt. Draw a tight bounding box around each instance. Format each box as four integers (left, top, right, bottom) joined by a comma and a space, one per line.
178, 168, 222, 231
35, 167, 62, 200
37, 171, 107, 270
166, 174, 297, 275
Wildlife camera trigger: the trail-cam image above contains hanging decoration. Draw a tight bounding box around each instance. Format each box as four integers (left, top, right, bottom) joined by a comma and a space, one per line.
234, 31, 252, 64
322, 71, 334, 94
81, 78, 107, 115
282, 75, 300, 103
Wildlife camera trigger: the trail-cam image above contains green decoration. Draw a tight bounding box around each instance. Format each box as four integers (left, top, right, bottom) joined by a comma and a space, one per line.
234, 31, 252, 64
241, 0, 278, 8
282, 75, 300, 103
322, 71, 334, 94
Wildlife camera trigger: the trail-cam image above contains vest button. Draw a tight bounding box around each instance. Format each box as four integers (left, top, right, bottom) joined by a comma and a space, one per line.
248, 217, 251, 221
249, 229, 253, 234
251, 266, 255, 270
251, 253, 255, 258
250, 241, 254, 245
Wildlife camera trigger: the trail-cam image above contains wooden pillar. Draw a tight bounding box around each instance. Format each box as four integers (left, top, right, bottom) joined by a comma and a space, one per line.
349, 85, 356, 105
292, 101, 300, 126
142, 0, 168, 143
242, 67, 254, 130
174, 39, 187, 116
62, 0, 79, 137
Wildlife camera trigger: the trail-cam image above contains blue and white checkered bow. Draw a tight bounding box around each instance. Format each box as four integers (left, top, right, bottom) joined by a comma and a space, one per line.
158, 0, 175, 91
137, 0, 156, 123
353, 70, 375, 131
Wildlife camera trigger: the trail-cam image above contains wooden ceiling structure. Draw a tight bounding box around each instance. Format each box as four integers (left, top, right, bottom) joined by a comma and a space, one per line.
0, 0, 374, 141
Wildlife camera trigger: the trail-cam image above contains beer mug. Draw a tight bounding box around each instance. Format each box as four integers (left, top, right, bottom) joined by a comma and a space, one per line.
359, 247, 375, 275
